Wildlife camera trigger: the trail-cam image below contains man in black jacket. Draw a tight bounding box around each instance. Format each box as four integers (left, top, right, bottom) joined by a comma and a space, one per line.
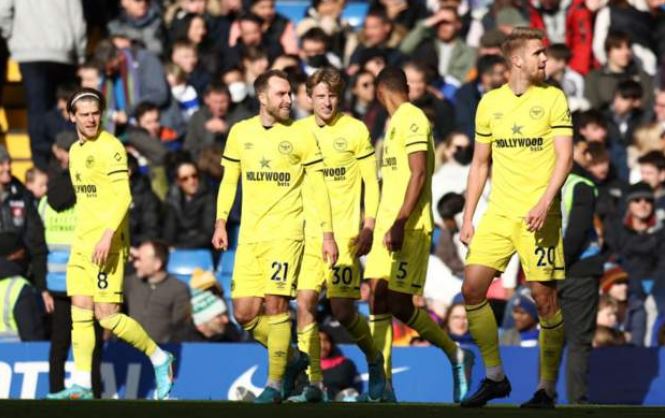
557, 138, 605, 404
127, 155, 162, 250
163, 160, 215, 248
0, 145, 48, 299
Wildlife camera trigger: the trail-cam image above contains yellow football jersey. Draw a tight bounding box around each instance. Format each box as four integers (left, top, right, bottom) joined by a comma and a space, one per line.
68, 130, 130, 253
377, 102, 434, 232
221, 116, 324, 243
475, 83, 573, 218
298, 114, 376, 239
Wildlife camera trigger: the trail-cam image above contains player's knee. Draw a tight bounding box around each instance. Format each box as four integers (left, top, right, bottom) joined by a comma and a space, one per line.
532, 290, 558, 318
93, 303, 120, 322
330, 299, 354, 325
232, 309, 257, 327
264, 295, 289, 316
461, 280, 483, 305
387, 291, 413, 323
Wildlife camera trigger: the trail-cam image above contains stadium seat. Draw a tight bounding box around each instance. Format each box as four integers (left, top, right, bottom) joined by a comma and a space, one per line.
275, 0, 367, 27
430, 226, 441, 254
216, 249, 236, 294
357, 301, 370, 318
167, 249, 214, 283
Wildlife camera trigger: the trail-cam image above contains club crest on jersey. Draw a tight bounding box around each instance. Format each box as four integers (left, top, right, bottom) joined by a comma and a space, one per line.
278, 141, 293, 155
529, 106, 545, 120
244, 142, 253, 150
114, 152, 122, 161
409, 123, 419, 133
333, 137, 347, 151
86, 155, 95, 168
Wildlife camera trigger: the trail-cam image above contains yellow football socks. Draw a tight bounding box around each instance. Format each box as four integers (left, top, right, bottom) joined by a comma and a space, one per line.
466, 300, 502, 370
71, 306, 95, 387
407, 308, 458, 360
267, 313, 292, 383
99, 313, 157, 356
243, 315, 270, 347
297, 322, 322, 384
369, 313, 393, 379
345, 313, 380, 361
539, 309, 565, 388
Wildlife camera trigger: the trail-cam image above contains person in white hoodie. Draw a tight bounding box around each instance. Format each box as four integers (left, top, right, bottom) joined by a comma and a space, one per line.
0, 0, 86, 170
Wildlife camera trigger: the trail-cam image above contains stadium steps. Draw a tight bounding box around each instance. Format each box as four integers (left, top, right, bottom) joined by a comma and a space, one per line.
0, 58, 32, 179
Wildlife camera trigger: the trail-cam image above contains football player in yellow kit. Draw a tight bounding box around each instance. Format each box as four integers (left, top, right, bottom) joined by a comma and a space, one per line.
212, 70, 338, 403
46, 88, 174, 400
288, 68, 386, 403
460, 28, 573, 408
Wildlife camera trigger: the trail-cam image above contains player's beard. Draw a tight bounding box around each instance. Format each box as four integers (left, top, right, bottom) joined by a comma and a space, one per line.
267, 102, 291, 123
529, 67, 547, 84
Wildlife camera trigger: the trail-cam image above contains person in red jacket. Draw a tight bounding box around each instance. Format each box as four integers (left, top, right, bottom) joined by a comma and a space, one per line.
528, 0, 595, 75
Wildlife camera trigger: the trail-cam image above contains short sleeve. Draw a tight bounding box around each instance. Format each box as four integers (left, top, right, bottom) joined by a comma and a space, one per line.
353, 123, 375, 160
404, 108, 430, 154
299, 125, 324, 171
474, 96, 492, 144
107, 138, 129, 181
549, 89, 573, 137
221, 124, 241, 166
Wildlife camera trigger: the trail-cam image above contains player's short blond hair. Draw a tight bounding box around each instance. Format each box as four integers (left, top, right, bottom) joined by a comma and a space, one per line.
306, 68, 345, 97
501, 27, 545, 61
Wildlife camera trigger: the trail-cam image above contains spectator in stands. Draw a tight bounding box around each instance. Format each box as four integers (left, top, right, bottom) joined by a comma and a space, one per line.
444, 302, 472, 344
77, 62, 102, 89
433, 192, 465, 279
300, 27, 343, 76
577, 109, 609, 144
454, 54, 507, 140
221, 67, 256, 119
134, 101, 180, 156
0, 145, 48, 304
599, 267, 644, 343
584, 31, 654, 112
399, 6, 476, 86
296, 0, 352, 60
348, 10, 405, 71
528, 0, 594, 76
0, 0, 85, 169
44, 84, 77, 153
127, 155, 162, 251
163, 160, 216, 248
319, 327, 362, 400
241, 47, 271, 102
165, 62, 200, 124
25, 167, 48, 202
636, 151, 665, 216
246, 0, 298, 55
592, 0, 656, 77
593, 325, 626, 347
190, 289, 244, 342
404, 61, 454, 144
170, 40, 211, 97
346, 70, 387, 143
604, 80, 646, 182
124, 240, 192, 343
170, 13, 218, 78
107, 0, 166, 56
652, 90, 665, 129
500, 294, 540, 347
93, 37, 170, 134
596, 295, 619, 329
223, 12, 283, 69
369, 0, 428, 32
0, 232, 45, 341
545, 44, 589, 113
185, 83, 232, 159
431, 132, 472, 213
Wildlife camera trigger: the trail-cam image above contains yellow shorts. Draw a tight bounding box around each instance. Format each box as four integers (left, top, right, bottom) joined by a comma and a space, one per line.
466, 211, 565, 281
298, 237, 361, 299
364, 229, 430, 296
66, 250, 125, 303
231, 239, 304, 299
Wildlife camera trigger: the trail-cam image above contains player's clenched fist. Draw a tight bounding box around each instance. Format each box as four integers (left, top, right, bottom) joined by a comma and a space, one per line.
212, 220, 229, 250
459, 221, 475, 246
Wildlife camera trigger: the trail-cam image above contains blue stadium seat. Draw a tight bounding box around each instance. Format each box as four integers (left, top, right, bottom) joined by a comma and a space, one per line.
167, 249, 214, 283
357, 301, 370, 318
431, 226, 441, 254
275, 0, 368, 27
216, 249, 236, 294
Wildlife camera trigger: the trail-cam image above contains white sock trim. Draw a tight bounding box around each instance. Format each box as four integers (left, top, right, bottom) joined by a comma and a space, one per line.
149, 346, 168, 366
486, 365, 505, 382
72, 368, 92, 389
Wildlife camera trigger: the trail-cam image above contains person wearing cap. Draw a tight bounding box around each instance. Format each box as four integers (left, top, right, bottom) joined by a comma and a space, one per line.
47, 87, 174, 401
0, 231, 45, 341
189, 288, 244, 342
500, 294, 540, 347
604, 181, 665, 346
124, 240, 192, 343
399, 5, 476, 86
0, 0, 85, 169
556, 136, 605, 404
0, 144, 49, 309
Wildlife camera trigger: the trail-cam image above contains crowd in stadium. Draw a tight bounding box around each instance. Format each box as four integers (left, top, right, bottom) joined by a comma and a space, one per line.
0, 0, 665, 400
